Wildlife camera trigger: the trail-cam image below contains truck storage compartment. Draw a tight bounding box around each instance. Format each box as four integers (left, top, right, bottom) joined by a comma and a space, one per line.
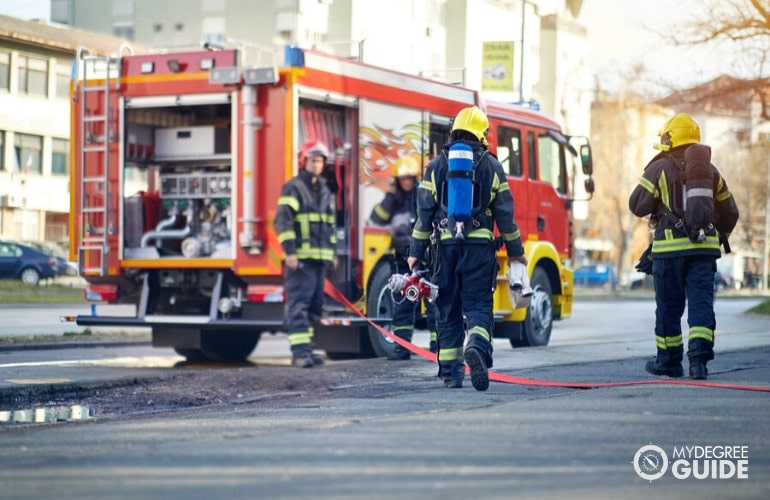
154, 126, 230, 158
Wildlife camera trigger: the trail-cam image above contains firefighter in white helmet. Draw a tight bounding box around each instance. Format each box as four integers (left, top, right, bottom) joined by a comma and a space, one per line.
369, 156, 438, 359
274, 140, 336, 368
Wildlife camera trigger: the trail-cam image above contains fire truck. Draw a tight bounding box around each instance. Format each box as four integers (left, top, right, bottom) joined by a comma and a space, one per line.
68, 44, 594, 362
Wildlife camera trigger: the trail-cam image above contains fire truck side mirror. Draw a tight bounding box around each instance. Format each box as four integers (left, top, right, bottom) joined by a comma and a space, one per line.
584, 177, 595, 194
580, 144, 593, 176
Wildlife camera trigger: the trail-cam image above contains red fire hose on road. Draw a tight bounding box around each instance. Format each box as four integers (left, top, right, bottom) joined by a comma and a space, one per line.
324, 280, 770, 393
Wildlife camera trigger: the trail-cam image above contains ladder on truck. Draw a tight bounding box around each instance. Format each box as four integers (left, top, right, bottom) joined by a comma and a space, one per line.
74, 47, 125, 276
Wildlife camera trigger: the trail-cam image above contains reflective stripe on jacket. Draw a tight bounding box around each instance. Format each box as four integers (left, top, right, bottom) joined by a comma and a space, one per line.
628, 146, 739, 259
274, 169, 337, 262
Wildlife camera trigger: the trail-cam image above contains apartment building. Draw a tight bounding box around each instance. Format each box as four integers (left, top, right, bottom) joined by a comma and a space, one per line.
0, 14, 134, 242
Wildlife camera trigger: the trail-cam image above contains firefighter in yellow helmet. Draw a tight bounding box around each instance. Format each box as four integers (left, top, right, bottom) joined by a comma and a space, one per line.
369, 156, 438, 358
408, 106, 526, 390
654, 112, 702, 152
629, 112, 739, 380
274, 140, 336, 368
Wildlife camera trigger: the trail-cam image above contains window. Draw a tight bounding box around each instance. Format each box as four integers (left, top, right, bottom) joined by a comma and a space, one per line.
153, 23, 162, 33
496, 126, 523, 176
0, 51, 9, 91
537, 132, 567, 194
55, 62, 71, 99
113, 22, 135, 40
14, 133, 43, 174
18, 55, 48, 96
0, 242, 22, 258
52, 138, 69, 175
0, 131, 5, 171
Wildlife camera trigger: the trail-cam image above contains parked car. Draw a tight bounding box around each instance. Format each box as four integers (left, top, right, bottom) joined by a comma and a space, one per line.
623, 270, 651, 290
574, 263, 618, 289
22, 240, 76, 276
0, 241, 58, 285
714, 271, 734, 292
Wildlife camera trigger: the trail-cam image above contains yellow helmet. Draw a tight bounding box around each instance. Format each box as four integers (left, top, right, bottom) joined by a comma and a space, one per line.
659, 113, 700, 149
393, 156, 420, 178
451, 106, 489, 142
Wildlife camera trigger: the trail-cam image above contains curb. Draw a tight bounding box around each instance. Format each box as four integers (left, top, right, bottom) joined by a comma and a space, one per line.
0, 339, 151, 352
0, 375, 168, 406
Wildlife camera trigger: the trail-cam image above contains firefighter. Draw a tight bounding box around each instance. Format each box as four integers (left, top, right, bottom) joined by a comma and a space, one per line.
368, 156, 438, 359
629, 113, 739, 380
274, 140, 337, 368
407, 106, 526, 391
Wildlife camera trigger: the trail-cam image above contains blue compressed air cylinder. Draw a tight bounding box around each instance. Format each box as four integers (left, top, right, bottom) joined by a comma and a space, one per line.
447, 143, 474, 222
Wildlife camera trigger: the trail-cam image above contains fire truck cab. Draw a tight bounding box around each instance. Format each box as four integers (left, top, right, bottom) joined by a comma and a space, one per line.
69, 45, 593, 362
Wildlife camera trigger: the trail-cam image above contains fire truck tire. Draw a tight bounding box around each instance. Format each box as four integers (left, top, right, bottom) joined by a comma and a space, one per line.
325, 351, 359, 361
365, 262, 400, 359
510, 267, 552, 348
199, 331, 261, 362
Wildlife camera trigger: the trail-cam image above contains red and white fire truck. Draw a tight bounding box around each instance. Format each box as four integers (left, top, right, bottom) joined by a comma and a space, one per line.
68, 44, 593, 361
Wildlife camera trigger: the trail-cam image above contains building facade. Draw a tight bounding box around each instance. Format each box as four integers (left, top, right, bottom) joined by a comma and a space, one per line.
0, 15, 137, 242
50, 0, 591, 130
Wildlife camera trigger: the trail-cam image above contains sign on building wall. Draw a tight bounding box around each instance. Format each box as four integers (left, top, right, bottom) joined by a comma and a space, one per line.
481, 41, 514, 92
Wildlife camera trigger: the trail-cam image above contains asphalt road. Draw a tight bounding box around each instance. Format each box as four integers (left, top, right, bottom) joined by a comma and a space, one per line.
0, 297, 768, 499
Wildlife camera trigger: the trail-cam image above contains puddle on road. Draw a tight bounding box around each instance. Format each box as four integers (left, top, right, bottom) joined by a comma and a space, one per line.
0, 405, 93, 424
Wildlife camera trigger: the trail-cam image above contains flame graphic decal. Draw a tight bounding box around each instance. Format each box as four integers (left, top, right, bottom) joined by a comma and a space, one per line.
360, 123, 425, 192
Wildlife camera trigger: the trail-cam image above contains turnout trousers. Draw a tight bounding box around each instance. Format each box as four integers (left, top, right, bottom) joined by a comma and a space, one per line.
284, 260, 327, 356
652, 255, 717, 364
431, 241, 498, 380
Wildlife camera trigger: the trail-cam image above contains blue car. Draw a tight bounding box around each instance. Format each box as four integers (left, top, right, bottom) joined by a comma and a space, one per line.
23, 240, 75, 276
574, 263, 617, 289
0, 241, 58, 285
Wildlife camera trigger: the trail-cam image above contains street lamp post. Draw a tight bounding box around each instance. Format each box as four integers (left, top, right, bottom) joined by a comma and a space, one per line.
519, 0, 525, 104
518, 0, 537, 104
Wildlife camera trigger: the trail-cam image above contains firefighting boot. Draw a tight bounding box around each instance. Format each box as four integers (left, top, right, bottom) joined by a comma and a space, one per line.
387, 344, 411, 360
464, 346, 489, 391
291, 346, 315, 368
644, 358, 684, 378
442, 363, 465, 389
387, 330, 412, 360
689, 359, 708, 380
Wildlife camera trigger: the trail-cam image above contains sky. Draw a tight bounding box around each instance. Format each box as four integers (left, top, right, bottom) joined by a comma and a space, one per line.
0, 0, 49, 21
581, 0, 742, 94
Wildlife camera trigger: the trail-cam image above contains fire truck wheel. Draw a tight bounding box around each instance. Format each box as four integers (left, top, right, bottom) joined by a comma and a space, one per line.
510, 267, 553, 348
199, 331, 261, 362
365, 262, 399, 359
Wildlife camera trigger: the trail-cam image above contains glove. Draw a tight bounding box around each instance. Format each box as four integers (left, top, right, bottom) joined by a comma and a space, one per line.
635, 244, 653, 275
507, 262, 534, 297
506, 262, 533, 310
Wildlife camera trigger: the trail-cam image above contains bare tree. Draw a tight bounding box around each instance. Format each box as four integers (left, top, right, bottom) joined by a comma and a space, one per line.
665, 0, 770, 118
580, 64, 669, 289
